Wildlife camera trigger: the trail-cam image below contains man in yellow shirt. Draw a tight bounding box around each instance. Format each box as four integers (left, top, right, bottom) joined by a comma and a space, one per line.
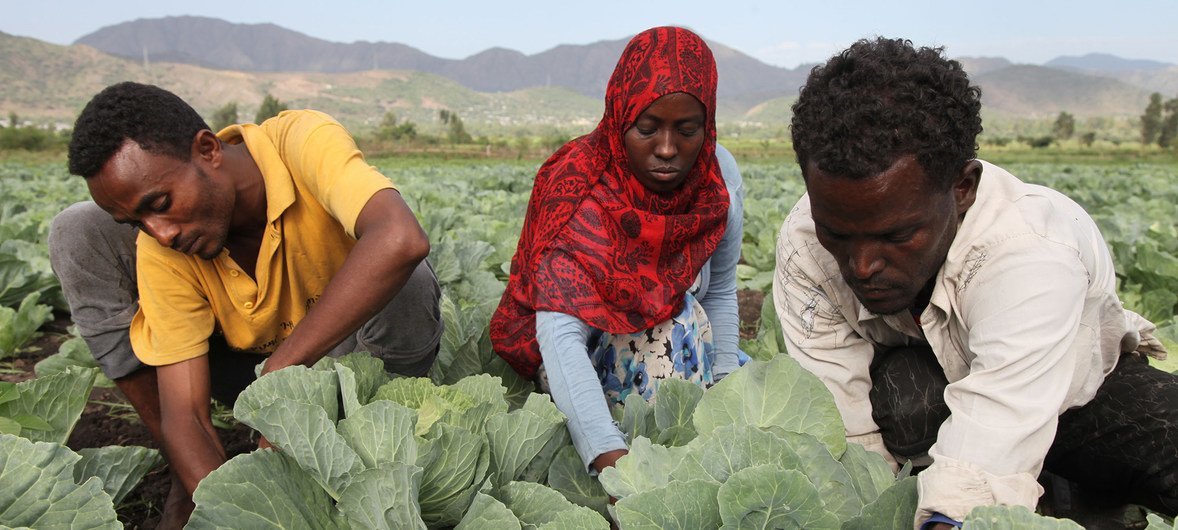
49, 82, 442, 527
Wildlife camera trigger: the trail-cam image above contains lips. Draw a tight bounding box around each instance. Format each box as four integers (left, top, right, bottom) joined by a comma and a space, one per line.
174, 235, 196, 255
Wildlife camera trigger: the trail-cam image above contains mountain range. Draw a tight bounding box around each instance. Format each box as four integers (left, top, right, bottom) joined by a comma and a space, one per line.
3, 16, 1176, 135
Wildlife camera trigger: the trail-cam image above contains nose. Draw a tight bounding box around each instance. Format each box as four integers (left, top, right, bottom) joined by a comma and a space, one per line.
141, 217, 180, 248
847, 240, 885, 281
654, 130, 676, 160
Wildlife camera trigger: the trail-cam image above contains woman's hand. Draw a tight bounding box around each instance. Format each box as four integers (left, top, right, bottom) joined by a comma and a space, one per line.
591, 449, 630, 473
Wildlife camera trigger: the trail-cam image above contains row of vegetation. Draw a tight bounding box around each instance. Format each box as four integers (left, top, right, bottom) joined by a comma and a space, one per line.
8, 90, 1178, 159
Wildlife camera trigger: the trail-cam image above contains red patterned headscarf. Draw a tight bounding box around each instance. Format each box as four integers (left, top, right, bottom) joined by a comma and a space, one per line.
491, 26, 730, 378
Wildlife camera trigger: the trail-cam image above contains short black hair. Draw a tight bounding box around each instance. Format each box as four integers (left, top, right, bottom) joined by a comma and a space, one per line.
68, 82, 210, 178
790, 37, 982, 189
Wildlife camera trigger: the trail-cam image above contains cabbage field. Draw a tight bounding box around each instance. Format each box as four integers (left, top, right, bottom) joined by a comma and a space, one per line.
1, 158, 1176, 529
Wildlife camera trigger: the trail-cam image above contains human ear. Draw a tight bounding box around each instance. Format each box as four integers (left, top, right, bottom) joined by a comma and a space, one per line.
953, 160, 982, 214
192, 129, 222, 166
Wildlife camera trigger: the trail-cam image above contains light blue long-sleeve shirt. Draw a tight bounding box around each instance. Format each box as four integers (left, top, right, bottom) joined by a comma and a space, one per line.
536, 144, 745, 471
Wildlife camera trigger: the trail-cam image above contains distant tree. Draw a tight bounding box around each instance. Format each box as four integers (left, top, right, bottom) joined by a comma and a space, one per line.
6, 112, 17, 128
1079, 132, 1096, 147
1019, 135, 1053, 149
1141, 93, 1163, 145
1051, 111, 1075, 140
211, 102, 238, 131
439, 110, 472, 144
254, 93, 288, 124
1158, 96, 1178, 148
377, 111, 417, 141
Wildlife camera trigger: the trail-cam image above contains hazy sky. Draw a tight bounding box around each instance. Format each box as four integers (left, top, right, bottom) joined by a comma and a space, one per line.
2, 1, 1175, 68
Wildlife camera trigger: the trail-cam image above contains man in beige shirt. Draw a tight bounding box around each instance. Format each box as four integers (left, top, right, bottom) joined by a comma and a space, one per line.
774, 37, 1176, 528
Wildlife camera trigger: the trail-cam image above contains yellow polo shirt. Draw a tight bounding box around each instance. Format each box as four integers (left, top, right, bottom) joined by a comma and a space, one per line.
130, 110, 396, 365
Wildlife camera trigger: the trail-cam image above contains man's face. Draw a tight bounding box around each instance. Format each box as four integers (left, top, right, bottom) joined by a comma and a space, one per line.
806, 156, 977, 315
623, 92, 707, 194
87, 139, 235, 260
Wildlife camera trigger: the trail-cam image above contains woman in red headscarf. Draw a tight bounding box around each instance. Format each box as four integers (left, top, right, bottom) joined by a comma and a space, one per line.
490, 26, 745, 474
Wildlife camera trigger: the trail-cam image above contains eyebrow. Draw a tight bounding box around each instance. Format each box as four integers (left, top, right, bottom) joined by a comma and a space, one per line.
815, 220, 920, 238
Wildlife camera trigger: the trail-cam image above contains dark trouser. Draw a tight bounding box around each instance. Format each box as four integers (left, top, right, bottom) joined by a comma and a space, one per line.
870, 345, 1178, 516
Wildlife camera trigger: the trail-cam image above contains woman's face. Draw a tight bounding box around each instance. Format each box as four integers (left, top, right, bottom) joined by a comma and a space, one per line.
623, 92, 706, 193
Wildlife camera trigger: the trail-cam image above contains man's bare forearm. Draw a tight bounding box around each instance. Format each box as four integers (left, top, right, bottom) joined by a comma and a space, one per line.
262, 189, 428, 374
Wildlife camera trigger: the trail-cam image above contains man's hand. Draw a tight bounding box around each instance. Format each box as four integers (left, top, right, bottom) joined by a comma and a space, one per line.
262, 188, 429, 375
156, 355, 227, 496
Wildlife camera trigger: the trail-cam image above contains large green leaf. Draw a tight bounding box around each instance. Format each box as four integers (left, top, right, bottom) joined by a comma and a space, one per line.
333, 351, 390, 408
484, 405, 564, 488
334, 355, 388, 419
33, 336, 114, 388
452, 373, 510, 406
838, 441, 897, 506
652, 378, 703, 447
716, 465, 840, 529
614, 479, 722, 530
0, 365, 97, 443
599, 436, 688, 500
841, 476, 918, 530
337, 399, 418, 469
236, 398, 362, 498
515, 393, 570, 484
455, 492, 522, 530
0, 252, 60, 311
693, 354, 846, 458
417, 423, 491, 527
73, 445, 164, 505
0, 292, 52, 358
536, 508, 612, 530
491, 481, 609, 529
0, 434, 120, 529
767, 428, 863, 521
337, 464, 427, 530
670, 425, 803, 485
665, 425, 863, 520
234, 364, 340, 423
0, 416, 18, 436
961, 505, 1083, 529
188, 449, 347, 529
619, 392, 656, 441
546, 445, 609, 516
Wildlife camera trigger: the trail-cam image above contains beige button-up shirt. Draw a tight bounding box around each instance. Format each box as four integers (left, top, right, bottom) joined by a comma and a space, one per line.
773, 161, 1165, 526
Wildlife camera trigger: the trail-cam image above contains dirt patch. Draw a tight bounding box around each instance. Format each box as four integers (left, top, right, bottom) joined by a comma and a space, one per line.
737, 289, 766, 340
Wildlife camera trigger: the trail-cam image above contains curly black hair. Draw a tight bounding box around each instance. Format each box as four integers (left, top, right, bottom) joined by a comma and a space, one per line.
68, 82, 211, 178
790, 37, 982, 189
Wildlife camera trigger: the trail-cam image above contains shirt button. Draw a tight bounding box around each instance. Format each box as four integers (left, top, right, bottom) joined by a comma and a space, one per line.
229, 269, 240, 277
244, 301, 254, 309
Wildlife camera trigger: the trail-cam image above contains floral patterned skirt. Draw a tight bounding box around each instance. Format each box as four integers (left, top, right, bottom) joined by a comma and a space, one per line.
590, 292, 714, 405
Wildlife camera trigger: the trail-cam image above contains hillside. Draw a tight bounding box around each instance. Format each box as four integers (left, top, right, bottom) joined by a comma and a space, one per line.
75, 16, 807, 103
1, 31, 602, 134
974, 65, 1153, 118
